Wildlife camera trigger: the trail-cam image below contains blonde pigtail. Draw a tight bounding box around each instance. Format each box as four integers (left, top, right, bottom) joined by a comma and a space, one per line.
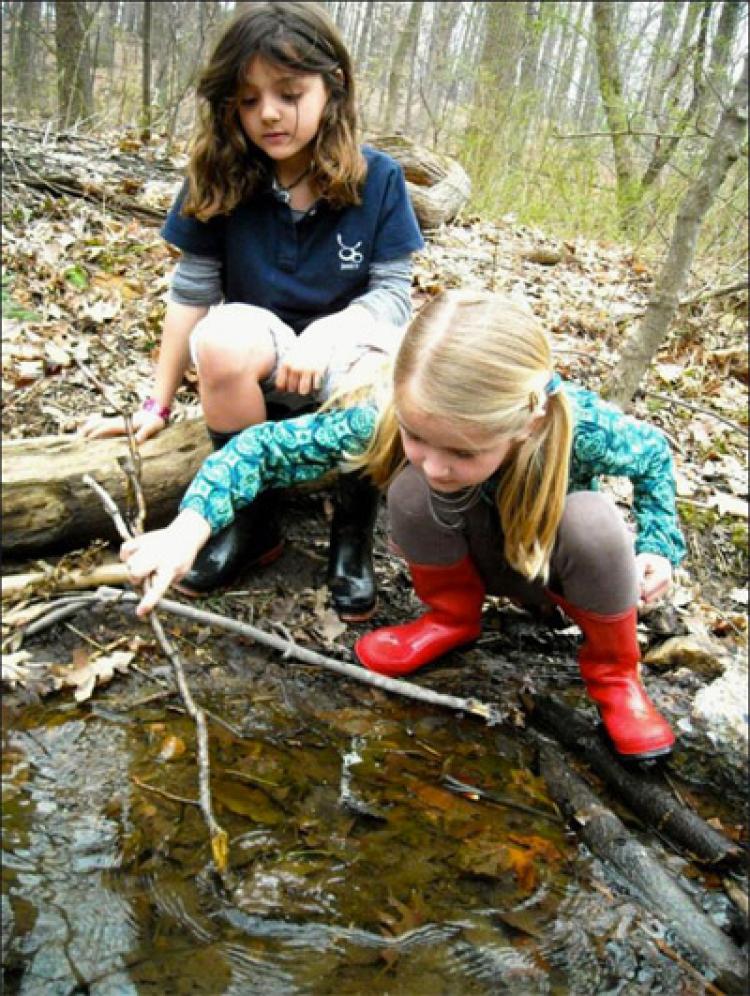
496, 390, 572, 580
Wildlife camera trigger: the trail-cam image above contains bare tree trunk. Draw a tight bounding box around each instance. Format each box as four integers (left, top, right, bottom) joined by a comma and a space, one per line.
12, 0, 41, 116
434, 2, 466, 133
54, 0, 94, 127
383, 0, 423, 132
640, 0, 681, 126
557, 0, 589, 119
573, 11, 598, 127
518, 0, 542, 94
640, 1, 712, 193
591, 1, 639, 228
141, 0, 152, 140
697, 0, 743, 131
605, 55, 748, 406
653, 1, 704, 131
354, 0, 374, 73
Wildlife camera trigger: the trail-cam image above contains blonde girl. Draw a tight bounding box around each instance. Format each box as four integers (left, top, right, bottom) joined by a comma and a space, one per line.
122, 290, 685, 760
354, 290, 684, 760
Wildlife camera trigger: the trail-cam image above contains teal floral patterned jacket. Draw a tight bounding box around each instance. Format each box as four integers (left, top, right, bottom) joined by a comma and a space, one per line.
180, 382, 686, 566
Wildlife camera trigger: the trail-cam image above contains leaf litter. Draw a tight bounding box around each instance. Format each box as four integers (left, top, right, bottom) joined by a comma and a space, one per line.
1, 128, 747, 993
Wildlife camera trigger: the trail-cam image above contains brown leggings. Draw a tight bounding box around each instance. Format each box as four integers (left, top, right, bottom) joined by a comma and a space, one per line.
387, 465, 638, 616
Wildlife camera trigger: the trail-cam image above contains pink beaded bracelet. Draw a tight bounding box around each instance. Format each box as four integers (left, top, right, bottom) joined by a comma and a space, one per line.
141, 397, 172, 422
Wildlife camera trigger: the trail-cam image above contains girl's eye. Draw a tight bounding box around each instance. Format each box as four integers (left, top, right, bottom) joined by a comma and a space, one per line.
452, 450, 476, 461
282, 92, 302, 102
240, 97, 257, 107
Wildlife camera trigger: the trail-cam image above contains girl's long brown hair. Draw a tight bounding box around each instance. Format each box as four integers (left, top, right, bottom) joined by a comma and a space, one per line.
184, 1, 366, 221
355, 290, 574, 581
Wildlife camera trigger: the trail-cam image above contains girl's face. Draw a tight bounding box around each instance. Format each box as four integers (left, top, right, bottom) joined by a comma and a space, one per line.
237, 55, 328, 170
396, 390, 528, 493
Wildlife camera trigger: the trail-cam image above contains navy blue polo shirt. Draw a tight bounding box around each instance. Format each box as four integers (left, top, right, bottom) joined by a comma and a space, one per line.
161, 145, 424, 334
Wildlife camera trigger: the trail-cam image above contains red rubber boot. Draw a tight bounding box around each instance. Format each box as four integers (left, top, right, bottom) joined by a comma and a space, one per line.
550, 594, 675, 760
355, 556, 485, 677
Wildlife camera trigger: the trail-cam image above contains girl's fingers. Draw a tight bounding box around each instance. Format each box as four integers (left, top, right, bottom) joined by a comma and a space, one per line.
275, 365, 289, 391
80, 416, 125, 440
120, 539, 138, 560
646, 579, 669, 602
136, 580, 163, 616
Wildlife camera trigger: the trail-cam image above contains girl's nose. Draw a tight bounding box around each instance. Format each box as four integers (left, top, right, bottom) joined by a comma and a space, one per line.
260, 98, 281, 122
422, 451, 451, 479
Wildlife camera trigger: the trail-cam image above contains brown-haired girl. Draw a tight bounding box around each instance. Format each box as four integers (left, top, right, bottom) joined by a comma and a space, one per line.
84, 1, 424, 622
122, 290, 685, 761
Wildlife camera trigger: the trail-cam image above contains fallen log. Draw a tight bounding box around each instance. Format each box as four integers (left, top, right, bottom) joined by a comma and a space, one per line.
528, 693, 742, 866
1, 418, 211, 554
367, 134, 471, 229
537, 740, 747, 991
3, 122, 471, 233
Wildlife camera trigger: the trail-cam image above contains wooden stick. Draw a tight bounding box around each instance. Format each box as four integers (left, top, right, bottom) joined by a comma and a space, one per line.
2, 563, 130, 600
527, 693, 742, 865
102, 588, 506, 725
83, 476, 229, 876
537, 739, 746, 990
130, 775, 199, 807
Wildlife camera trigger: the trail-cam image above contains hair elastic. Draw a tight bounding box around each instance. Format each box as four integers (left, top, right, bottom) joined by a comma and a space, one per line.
545, 372, 562, 396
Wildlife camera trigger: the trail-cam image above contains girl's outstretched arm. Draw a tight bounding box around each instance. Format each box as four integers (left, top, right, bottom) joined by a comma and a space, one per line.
179, 405, 379, 534
121, 509, 211, 616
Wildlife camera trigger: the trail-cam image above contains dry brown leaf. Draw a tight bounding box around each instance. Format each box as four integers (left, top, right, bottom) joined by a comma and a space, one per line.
60, 649, 135, 701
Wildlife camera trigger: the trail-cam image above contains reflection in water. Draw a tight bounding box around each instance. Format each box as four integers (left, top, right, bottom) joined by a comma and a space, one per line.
3, 718, 139, 994
1, 673, 701, 993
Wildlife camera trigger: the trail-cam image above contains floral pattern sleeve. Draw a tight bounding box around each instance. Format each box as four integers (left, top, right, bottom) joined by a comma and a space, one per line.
179, 405, 378, 534
566, 384, 686, 566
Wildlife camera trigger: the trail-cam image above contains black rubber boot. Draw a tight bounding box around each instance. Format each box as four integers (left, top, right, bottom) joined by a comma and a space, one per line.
178, 428, 283, 595
326, 470, 380, 622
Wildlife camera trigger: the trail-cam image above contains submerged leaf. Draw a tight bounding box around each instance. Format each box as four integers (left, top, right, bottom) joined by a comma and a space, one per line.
211, 829, 229, 872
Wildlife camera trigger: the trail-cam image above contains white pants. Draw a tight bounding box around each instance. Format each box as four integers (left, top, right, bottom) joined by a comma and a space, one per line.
190, 303, 398, 412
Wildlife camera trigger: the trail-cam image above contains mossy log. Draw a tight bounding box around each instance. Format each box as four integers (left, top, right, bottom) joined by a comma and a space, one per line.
367, 134, 471, 230
1, 418, 211, 554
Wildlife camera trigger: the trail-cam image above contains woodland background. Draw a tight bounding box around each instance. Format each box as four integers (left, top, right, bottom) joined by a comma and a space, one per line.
1, 0, 748, 589
1, 8, 748, 990
0, 0, 747, 570
2, 0, 747, 260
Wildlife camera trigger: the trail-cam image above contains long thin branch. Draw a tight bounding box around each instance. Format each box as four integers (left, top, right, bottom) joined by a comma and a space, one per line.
554, 129, 710, 141
83, 478, 228, 874
97, 587, 506, 726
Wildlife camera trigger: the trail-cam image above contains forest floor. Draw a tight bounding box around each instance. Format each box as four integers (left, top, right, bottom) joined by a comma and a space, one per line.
1, 127, 748, 994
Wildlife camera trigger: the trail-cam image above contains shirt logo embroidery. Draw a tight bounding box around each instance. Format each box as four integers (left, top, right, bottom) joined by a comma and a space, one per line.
337, 233, 363, 270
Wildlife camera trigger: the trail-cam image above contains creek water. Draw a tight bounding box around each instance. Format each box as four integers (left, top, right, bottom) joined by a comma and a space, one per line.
3, 518, 747, 996
3, 620, 733, 996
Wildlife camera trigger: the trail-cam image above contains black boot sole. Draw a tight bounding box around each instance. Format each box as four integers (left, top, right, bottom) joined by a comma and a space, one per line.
335, 598, 378, 624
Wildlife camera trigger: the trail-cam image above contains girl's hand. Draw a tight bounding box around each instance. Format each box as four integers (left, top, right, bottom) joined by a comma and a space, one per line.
120, 511, 211, 616
635, 552, 672, 609
275, 329, 330, 395
80, 407, 165, 444
275, 315, 342, 395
